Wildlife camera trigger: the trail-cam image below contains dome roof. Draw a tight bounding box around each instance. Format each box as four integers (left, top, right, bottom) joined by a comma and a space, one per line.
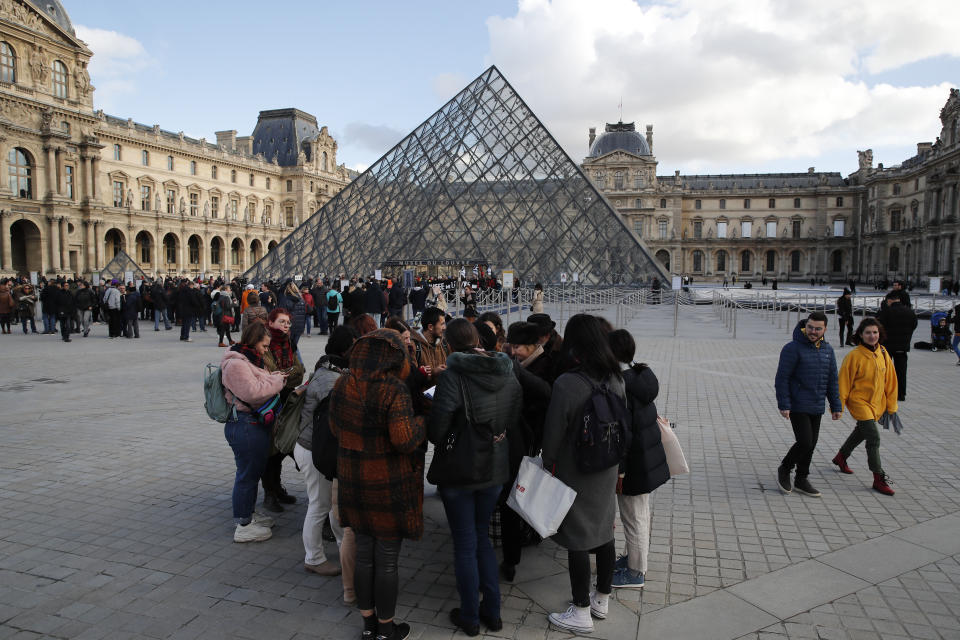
589, 121, 650, 158
26, 0, 75, 35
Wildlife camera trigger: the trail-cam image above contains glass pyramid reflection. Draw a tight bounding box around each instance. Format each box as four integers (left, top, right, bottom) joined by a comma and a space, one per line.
244, 66, 667, 285
100, 250, 147, 283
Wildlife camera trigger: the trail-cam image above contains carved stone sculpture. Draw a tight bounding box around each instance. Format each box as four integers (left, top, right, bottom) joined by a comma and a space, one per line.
29, 46, 47, 83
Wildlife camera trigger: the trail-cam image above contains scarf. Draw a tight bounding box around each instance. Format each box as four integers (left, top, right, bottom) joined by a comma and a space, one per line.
520, 344, 544, 368
268, 326, 295, 369
231, 343, 263, 369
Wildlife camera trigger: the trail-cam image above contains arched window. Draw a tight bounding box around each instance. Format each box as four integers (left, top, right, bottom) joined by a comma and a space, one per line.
888, 247, 900, 272
765, 250, 776, 272
832, 250, 843, 273
7, 147, 32, 198
163, 234, 178, 264
231, 239, 242, 266
136, 232, 152, 264
188, 236, 200, 265
210, 238, 222, 265
692, 250, 704, 273
740, 251, 751, 272
655, 250, 670, 271
660, 198, 667, 209
51, 60, 67, 98
230, 169, 237, 183
0, 42, 16, 83
321, 151, 327, 171
790, 251, 802, 272
716, 250, 727, 272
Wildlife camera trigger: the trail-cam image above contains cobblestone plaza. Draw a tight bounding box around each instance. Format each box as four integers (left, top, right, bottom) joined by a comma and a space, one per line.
1, 298, 958, 639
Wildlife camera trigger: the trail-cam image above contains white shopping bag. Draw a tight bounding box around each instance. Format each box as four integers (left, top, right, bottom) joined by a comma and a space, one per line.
657, 416, 689, 476
506, 456, 577, 539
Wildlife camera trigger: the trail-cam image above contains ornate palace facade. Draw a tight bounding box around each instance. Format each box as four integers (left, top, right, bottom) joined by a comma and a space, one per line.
0, 0, 351, 279
583, 91, 960, 284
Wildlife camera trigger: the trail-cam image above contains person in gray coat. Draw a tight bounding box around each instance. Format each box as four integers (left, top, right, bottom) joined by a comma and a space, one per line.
541, 314, 624, 635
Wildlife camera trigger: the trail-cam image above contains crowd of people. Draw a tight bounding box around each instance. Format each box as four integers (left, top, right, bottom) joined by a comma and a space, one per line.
217, 297, 670, 639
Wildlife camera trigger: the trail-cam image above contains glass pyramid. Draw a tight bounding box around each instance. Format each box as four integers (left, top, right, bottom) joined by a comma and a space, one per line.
100, 250, 147, 283
244, 66, 667, 286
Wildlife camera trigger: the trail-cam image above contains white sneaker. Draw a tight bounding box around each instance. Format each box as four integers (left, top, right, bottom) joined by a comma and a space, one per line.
233, 522, 272, 543
549, 604, 594, 634
589, 591, 609, 619
251, 512, 275, 528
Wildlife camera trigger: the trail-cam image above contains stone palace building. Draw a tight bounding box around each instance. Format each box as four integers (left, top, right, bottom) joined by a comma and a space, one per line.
582, 91, 960, 284
0, 0, 351, 279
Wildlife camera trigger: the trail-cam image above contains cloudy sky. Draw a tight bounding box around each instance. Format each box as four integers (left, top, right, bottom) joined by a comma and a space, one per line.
68, 0, 959, 177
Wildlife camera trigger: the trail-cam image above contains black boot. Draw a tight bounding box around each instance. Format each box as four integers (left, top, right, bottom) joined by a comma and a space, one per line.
262, 492, 284, 513
276, 485, 297, 505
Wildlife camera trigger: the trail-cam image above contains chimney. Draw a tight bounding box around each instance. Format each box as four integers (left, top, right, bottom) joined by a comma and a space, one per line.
215, 130, 237, 151
235, 136, 253, 155
808, 167, 815, 174
645, 124, 653, 153
588, 127, 596, 149
917, 142, 933, 155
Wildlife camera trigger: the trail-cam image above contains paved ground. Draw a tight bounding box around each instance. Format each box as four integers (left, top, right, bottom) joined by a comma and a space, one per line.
1, 301, 958, 640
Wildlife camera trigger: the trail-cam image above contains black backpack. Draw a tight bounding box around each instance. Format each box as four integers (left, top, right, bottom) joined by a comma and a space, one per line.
327, 293, 338, 312
311, 394, 338, 480
574, 374, 632, 473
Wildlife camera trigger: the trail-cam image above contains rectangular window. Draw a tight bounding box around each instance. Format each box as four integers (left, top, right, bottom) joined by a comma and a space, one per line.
248, 201, 256, 219
166, 189, 175, 214
743, 198, 751, 209
741, 221, 752, 237
890, 210, 902, 231
634, 198, 642, 208
634, 175, 641, 189
658, 220, 667, 239
717, 221, 727, 238
695, 199, 702, 210
633, 217, 642, 237
286, 180, 293, 192
792, 220, 801, 238
141, 185, 151, 211
211, 196, 219, 218
833, 219, 845, 236
189, 192, 199, 216
113, 144, 121, 161
893, 184, 901, 195
693, 220, 702, 239
719, 199, 726, 210
310, 180, 314, 192
265, 205, 272, 225
211, 165, 218, 179
766, 221, 777, 238
167, 156, 174, 171
660, 198, 666, 208
231, 199, 239, 220
249, 173, 254, 187
285, 206, 295, 226
266, 177, 271, 189
142, 150, 149, 166
794, 198, 801, 208
65, 165, 74, 199
768, 198, 776, 208
190, 161, 197, 176
836, 196, 844, 207
613, 173, 623, 190
113, 181, 124, 207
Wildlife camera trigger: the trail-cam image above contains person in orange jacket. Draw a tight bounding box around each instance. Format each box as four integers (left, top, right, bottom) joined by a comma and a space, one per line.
832, 317, 898, 495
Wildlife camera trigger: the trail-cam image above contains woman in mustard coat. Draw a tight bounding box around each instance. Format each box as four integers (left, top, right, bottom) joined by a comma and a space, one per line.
832, 318, 898, 495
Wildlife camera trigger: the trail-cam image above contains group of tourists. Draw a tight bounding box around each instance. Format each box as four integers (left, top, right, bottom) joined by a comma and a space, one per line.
217, 300, 671, 639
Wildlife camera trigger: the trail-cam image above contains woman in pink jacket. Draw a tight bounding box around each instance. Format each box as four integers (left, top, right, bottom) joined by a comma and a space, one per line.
221, 321, 287, 542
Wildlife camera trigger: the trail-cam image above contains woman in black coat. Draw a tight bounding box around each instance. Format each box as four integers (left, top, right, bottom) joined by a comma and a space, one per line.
608, 329, 669, 589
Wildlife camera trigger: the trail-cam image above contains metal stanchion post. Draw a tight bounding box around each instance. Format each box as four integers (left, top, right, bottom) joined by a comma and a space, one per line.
673, 289, 679, 337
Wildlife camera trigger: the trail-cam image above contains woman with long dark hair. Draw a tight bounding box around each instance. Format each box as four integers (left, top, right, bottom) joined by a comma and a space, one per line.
428, 319, 521, 636
542, 314, 624, 634
832, 317, 898, 495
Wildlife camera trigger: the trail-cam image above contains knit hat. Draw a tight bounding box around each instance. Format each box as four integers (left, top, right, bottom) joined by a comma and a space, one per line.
506, 321, 540, 345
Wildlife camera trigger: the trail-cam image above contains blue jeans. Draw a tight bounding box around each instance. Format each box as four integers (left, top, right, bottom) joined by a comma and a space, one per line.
154, 308, 171, 330
438, 484, 502, 627
21, 315, 36, 333
224, 411, 271, 523
304, 314, 312, 334
953, 335, 960, 360
43, 313, 56, 333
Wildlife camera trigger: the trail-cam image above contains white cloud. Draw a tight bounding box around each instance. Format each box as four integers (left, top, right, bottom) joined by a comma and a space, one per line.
75, 25, 153, 110
341, 122, 406, 155
485, 0, 960, 173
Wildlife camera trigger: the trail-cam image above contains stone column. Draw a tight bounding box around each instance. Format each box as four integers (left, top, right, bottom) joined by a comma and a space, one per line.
93, 221, 101, 271
48, 216, 61, 273
200, 234, 208, 274
0, 211, 12, 272
56, 148, 65, 195
84, 220, 94, 273
59, 217, 68, 273
82, 156, 92, 200
90, 158, 100, 200
44, 146, 55, 197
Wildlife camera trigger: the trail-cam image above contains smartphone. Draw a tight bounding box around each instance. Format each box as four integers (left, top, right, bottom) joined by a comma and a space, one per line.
294, 380, 310, 392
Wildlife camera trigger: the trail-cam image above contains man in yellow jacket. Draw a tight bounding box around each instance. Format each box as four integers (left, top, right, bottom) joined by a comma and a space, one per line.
832, 318, 898, 495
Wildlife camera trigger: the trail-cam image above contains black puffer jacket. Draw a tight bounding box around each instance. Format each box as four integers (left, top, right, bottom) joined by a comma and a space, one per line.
620, 364, 669, 496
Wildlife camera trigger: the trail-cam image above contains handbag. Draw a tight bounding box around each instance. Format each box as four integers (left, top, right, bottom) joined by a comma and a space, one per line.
657, 415, 689, 475
506, 456, 576, 538
221, 315, 235, 325
426, 376, 494, 486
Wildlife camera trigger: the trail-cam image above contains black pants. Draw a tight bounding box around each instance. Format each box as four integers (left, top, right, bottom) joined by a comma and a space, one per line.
568, 540, 615, 607
107, 309, 123, 337
891, 351, 907, 400
180, 315, 193, 340
217, 322, 233, 344
781, 412, 822, 479
59, 315, 71, 341
261, 452, 285, 494
355, 534, 402, 620
839, 315, 854, 344
327, 312, 339, 329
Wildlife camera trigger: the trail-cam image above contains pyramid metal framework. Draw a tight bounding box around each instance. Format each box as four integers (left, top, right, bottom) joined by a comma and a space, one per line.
99, 250, 147, 282
243, 66, 667, 286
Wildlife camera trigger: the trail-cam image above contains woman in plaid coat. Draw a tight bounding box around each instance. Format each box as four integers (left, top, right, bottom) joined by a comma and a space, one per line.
330, 328, 426, 640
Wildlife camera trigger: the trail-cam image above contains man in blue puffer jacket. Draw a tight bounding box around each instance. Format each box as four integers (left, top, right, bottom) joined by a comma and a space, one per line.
774, 311, 842, 497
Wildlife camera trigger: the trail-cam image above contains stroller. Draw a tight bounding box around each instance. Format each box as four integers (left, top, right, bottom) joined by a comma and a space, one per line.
931, 311, 951, 351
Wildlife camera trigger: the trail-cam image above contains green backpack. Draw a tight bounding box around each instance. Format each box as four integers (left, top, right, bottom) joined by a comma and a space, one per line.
203, 363, 232, 423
